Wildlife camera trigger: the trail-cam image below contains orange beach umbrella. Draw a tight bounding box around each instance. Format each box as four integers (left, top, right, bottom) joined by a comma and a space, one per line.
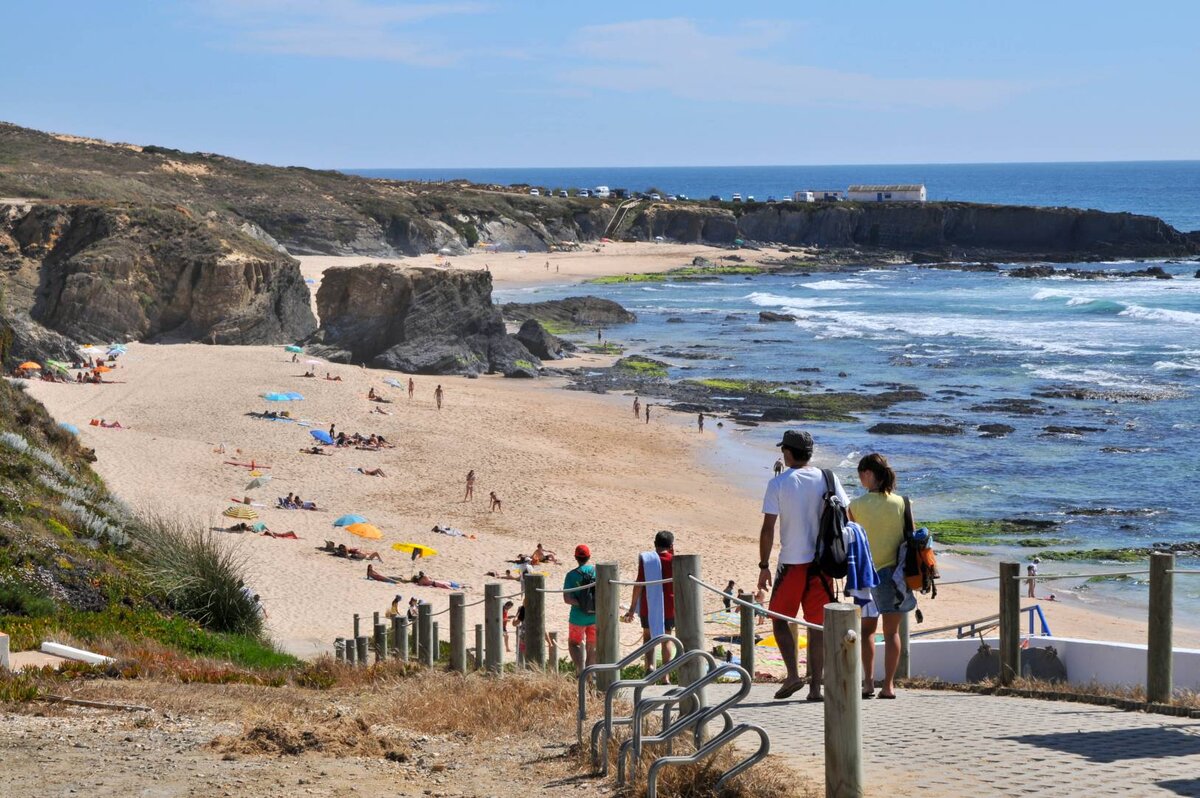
18, 361, 41, 370
345, 523, 383, 540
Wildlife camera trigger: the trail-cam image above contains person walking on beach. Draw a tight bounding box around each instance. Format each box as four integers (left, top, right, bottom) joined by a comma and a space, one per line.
633, 396, 641, 419
758, 430, 848, 701
435, 384, 444, 410
563, 544, 597, 676
408, 377, 414, 401
464, 470, 476, 501
773, 458, 784, 476
723, 579, 736, 611
1027, 559, 1039, 599
622, 530, 676, 671
698, 413, 705, 434
489, 491, 502, 512
645, 403, 651, 424
848, 453, 915, 700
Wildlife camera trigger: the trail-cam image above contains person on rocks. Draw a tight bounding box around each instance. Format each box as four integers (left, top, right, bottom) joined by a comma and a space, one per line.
757, 430, 848, 702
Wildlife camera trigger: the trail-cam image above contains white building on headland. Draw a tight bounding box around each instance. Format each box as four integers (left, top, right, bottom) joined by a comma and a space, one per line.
794, 189, 845, 202
846, 184, 927, 202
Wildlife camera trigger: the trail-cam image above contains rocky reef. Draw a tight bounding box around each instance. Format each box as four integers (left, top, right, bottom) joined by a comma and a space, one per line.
307, 264, 539, 377
499, 296, 636, 332
0, 202, 316, 355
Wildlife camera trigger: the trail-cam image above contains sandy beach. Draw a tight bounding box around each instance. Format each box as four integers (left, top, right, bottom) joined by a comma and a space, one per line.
21, 243, 1190, 664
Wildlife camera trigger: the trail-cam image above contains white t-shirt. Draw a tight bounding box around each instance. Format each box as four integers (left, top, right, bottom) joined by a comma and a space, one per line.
762, 466, 849, 565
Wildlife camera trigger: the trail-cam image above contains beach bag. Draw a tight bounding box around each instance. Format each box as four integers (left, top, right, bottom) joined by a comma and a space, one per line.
573, 568, 597, 615
815, 469, 851, 580
902, 497, 940, 598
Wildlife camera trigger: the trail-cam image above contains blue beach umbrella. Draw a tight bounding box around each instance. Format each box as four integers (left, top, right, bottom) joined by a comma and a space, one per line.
310, 429, 334, 444
333, 514, 368, 527
285, 345, 303, 353
59, 422, 80, 435
262, 392, 292, 402
284, 392, 305, 401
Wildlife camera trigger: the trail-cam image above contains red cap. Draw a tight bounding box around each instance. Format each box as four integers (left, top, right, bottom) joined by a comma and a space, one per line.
574, 544, 591, 559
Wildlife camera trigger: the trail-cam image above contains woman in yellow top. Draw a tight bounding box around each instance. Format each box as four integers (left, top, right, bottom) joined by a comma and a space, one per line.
848, 453, 916, 699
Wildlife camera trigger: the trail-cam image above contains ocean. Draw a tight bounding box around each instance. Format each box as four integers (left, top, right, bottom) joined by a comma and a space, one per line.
349, 161, 1200, 233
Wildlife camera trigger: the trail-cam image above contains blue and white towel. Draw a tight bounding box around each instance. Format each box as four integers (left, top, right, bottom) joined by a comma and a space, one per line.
640, 551, 666, 638
843, 521, 881, 618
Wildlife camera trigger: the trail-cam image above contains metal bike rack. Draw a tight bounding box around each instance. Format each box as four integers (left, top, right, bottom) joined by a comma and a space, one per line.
646, 723, 770, 798
616, 663, 753, 787
576, 634, 683, 743
590, 649, 718, 774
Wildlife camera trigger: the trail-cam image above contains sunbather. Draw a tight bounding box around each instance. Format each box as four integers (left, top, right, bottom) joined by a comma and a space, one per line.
357, 467, 386, 477
486, 569, 522, 581
262, 530, 299, 539
300, 446, 334, 455
368, 564, 402, 583
412, 571, 466, 590
531, 543, 558, 564
337, 543, 382, 561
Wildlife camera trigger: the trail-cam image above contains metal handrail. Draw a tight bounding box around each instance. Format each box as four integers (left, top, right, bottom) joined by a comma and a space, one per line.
589, 649, 717, 774
910, 605, 1048, 639
688, 574, 822, 630
577, 634, 683, 743
647, 723, 771, 798
617, 664, 752, 786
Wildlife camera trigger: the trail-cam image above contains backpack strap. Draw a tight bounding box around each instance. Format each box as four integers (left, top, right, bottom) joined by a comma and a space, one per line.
820, 468, 835, 498
902, 495, 915, 543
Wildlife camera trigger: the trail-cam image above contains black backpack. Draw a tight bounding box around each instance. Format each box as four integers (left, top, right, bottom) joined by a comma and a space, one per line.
815, 469, 851, 580
573, 568, 596, 615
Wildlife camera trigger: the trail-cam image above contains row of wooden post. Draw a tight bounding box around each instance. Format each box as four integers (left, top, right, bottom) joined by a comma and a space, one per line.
332, 554, 866, 797
997, 552, 1177, 705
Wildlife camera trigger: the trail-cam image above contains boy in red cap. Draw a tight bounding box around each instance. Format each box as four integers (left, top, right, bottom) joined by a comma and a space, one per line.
563, 544, 597, 675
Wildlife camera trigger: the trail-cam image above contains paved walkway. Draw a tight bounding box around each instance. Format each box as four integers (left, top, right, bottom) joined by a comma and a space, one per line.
707, 685, 1200, 797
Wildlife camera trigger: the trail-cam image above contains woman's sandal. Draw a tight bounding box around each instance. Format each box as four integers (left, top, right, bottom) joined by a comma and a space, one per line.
862, 690, 876, 699
773, 681, 805, 700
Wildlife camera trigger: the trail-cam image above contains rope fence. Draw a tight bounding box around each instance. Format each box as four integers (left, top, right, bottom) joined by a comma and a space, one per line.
688, 574, 822, 630
611, 577, 673, 587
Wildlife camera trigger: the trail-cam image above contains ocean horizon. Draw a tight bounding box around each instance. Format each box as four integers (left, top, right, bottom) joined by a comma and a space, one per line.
348, 160, 1200, 233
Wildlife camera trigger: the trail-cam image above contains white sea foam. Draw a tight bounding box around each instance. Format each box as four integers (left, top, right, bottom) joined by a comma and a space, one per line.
800, 279, 873, 291
744, 292, 853, 309
1153, 359, 1200, 372
1118, 304, 1200, 326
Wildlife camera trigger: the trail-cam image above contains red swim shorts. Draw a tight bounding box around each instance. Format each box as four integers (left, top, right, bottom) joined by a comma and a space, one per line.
568, 623, 597, 646
768, 561, 832, 625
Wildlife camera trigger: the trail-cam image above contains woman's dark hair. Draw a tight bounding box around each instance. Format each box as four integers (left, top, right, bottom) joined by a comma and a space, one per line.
857, 453, 897, 493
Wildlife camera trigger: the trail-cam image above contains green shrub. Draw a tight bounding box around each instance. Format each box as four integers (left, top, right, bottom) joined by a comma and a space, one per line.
129, 513, 263, 637
0, 583, 56, 617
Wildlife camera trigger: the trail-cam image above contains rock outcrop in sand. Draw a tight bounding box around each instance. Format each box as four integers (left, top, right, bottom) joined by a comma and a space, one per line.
307, 264, 540, 377
0, 202, 317, 347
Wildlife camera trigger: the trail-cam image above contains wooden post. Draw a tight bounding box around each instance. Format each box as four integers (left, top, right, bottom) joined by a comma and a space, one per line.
548, 631, 559, 673
897, 612, 911, 679
595, 562, 620, 690
450, 593, 467, 674
432, 621, 440, 663
738, 592, 755, 680
353, 613, 360, 640
475, 624, 485, 671
355, 636, 369, 666
411, 615, 420, 658
334, 637, 345, 663
374, 623, 387, 663
485, 583, 503, 675
373, 611, 380, 630
344, 636, 356, 665
525, 574, 546, 669
1147, 552, 1175, 704
999, 562, 1020, 686
824, 603, 864, 798
397, 618, 409, 662
391, 616, 403, 659
418, 604, 434, 667
672, 554, 706, 711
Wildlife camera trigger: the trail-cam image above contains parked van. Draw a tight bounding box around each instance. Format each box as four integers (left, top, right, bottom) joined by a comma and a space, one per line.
594, 186, 611, 198
731, 193, 742, 203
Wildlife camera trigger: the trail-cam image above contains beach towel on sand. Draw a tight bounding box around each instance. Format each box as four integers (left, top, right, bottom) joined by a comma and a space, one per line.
640, 551, 666, 638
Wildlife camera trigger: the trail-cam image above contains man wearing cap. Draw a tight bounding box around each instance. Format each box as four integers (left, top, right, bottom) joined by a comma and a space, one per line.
563, 544, 597, 675
758, 429, 849, 701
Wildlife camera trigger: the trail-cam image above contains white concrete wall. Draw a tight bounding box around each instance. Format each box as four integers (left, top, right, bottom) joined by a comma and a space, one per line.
869, 635, 1200, 691
847, 189, 926, 202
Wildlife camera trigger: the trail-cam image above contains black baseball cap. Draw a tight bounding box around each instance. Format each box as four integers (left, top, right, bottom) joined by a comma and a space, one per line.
777, 430, 814, 452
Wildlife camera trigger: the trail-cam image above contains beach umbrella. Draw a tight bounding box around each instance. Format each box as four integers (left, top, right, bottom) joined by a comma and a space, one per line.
17, 361, 41, 370
92, 365, 113, 373
392, 542, 437, 559
284, 392, 305, 401
305, 359, 321, 365
262, 392, 295, 402
304, 278, 316, 284
345, 522, 383, 540
333, 514, 368, 527
58, 422, 80, 435
285, 345, 303, 353
384, 377, 404, 389
246, 475, 272, 490
45, 360, 72, 373
223, 506, 258, 520
310, 429, 334, 445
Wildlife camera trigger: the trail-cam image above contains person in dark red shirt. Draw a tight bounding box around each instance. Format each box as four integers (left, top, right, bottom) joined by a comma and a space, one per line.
623, 530, 675, 672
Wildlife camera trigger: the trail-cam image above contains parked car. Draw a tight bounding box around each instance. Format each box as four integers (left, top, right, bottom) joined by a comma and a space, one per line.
650, 193, 662, 201
709, 194, 721, 202
594, 186, 611, 198
746, 195, 755, 202
577, 188, 591, 198
529, 188, 540, 196
731, 193, 742, 203
559, 190, 569, 198
676, 194, 688, 201
666, 195, 677, 201
766, 196, 777, 204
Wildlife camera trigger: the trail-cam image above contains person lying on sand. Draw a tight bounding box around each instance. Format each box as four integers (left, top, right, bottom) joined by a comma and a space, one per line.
337, 543, 382, 561
357, 467, 386, 477
367, 564, 403, 584
325, 372, 342, 381
97, 419, 123, 428
300, 446, 334, 456
371, 406, 391, 415
224, 522, 252, 533
262, 530, 299, 539
487, 570, 523, 581
300, 370, 315, 378
412, 571, 467, 590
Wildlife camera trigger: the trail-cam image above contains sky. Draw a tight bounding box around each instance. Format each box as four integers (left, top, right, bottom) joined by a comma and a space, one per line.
2, 1, 1198, 168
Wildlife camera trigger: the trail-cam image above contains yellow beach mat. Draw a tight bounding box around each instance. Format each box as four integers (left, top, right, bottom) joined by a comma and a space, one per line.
223, 506, 258, 520
756, 633, 807, 650
391, 542, 437, 558
345, 523, 383, 540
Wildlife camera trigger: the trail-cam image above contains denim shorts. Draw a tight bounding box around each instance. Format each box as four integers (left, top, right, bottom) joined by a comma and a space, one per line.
870, 566, 917, 614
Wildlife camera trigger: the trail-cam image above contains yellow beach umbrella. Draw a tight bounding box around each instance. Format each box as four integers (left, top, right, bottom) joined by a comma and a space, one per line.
223, 506, 258, 520
392, 542, 437, 558
18, 361, 41, 370
345, 523, 383, 540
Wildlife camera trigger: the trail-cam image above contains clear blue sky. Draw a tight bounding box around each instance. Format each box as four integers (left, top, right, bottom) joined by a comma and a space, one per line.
3, 1, 1197, 168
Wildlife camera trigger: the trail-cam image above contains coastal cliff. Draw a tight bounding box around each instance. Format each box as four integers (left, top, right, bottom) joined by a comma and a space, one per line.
307, 264, 540, 377
0, 201, 317, 351
618, 201, 1197, 261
